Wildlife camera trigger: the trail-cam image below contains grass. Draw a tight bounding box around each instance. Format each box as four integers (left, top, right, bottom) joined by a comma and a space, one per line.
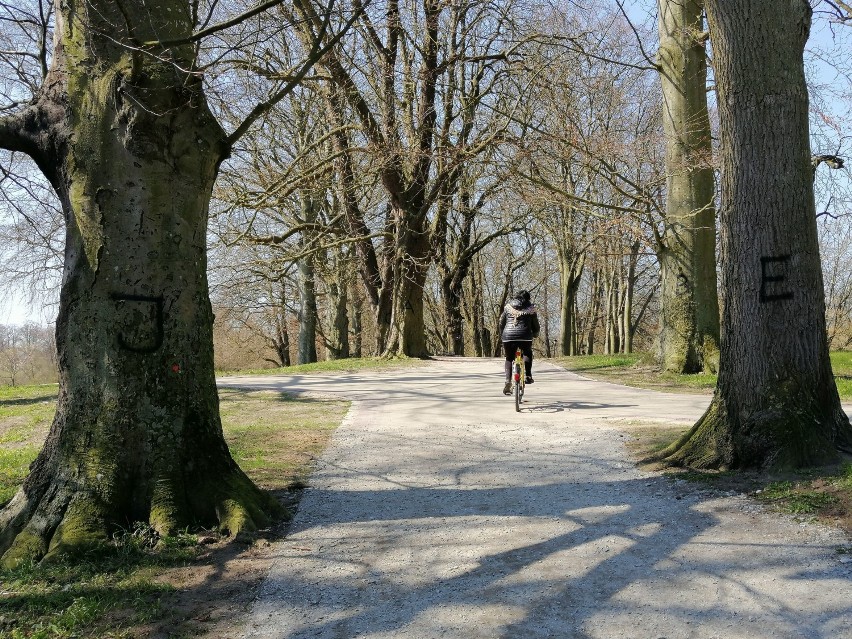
0, 383, 349, 639
0, 530, 192, 639
555, 352, 852, 399
218, 388, 347, 490
218, 355, 426, 377
553, 353, 717, 394
831, 352, 852, 399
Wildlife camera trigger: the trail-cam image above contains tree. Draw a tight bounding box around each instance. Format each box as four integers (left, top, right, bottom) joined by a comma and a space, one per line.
0, 0, 350, 566
655, 0, 720, 374
292, 0, 523, 357
657, 0, 852, 469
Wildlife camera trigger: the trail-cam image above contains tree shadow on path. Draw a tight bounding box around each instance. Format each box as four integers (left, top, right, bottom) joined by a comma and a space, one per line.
246, 477, 852, 638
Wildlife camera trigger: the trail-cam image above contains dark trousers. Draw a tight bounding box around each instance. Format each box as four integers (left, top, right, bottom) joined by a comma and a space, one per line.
503, 341, 533, 378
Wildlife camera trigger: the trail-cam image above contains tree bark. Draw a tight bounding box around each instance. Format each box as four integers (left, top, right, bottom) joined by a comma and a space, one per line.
297, 269, 318, 364
558, 248, 584, 357
385, 210, 430, 357
349, 284, 363, 358
622, 241, 640, 354
0, 1, 279, 567
658, 0, 852, 469
274, 308, 292, 367
656, 0, 721, 374
322, 84, 392, 354
584, 269, 602, 355
325, 252, 350, 360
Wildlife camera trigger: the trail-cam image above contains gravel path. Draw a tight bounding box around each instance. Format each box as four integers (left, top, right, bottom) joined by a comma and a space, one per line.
222, 358, 852, 639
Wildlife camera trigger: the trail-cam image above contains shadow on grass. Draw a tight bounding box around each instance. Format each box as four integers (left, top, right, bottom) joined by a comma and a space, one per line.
0, 394, 57, 408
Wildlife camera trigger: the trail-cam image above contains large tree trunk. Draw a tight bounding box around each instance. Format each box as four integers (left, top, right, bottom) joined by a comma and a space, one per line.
0, 2, 278, 567
658, 0, 852, 469
656, 0, 721, 374
385, 211, 430, 358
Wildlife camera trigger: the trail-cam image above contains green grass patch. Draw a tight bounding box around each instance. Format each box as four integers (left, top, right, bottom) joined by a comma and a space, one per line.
0, 526, 195, 639
0, 445, 40, 507
755, 464, 852, 523
218, 355, 426, 377
831, 352, 852, 400
219, 389, 348, 490
830, 351, 852, 376
553, 354, 717, 394
0, 385, 57, 445
554, 353, 644, 373
557, 352, 852, 399
0, 387, 348, 638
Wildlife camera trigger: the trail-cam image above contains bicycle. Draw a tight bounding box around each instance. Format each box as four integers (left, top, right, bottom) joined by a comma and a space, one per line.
511, 347, 526, 412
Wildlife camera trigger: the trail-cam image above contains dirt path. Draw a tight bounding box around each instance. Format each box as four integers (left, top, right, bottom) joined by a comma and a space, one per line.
221, 358, 852, 639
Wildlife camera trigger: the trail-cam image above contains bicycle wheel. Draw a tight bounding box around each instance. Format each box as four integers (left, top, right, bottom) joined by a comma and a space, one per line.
514, 362, 522, 412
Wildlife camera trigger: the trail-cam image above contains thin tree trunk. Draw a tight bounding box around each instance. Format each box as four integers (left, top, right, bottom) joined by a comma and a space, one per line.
297, 261, 318, 365
658, 0, 852, 469
585, 270, 602, 355
350, 283, 363, 358
325, 262, 350, 360
623, 241, 639, 354
274, 288, 291, 367
469, 259, 487, 357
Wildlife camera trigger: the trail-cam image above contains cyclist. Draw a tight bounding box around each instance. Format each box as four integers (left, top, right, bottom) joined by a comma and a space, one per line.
499, 289, 540, 395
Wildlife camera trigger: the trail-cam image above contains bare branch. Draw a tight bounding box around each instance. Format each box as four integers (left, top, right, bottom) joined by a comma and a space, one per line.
142, 0, 289, 47
225, 0, 369, 149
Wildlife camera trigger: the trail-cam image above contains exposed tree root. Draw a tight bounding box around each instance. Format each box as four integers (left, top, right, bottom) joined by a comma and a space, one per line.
644, 398, 733, 470
1, 465, 283, 569
646, 392, 852, 471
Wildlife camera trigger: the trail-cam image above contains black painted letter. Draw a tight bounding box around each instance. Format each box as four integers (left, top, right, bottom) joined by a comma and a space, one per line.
759, 255, 793, 303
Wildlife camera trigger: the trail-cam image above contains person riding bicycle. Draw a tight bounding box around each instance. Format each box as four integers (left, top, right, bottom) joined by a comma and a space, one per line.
499, 289, 540, 395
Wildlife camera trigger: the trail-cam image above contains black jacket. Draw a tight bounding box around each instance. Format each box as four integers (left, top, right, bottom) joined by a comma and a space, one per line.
499, 298, 540, 342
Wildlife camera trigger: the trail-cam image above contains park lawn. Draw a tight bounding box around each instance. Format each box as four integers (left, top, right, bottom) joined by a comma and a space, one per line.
0, 384, 349, 639
830, 351, 852, 399
555, 352, 852, 400
553, 353, 717, 394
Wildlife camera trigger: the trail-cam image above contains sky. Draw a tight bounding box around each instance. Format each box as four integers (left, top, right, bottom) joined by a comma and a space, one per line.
1, 0, 850, 327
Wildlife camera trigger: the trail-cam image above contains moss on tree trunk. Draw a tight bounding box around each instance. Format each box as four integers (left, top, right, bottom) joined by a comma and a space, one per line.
0, 1, 281, 567
656, 0, 720, 374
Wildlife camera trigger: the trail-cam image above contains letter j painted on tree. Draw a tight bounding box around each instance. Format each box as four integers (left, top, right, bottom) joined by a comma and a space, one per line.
759, 255, 794, 303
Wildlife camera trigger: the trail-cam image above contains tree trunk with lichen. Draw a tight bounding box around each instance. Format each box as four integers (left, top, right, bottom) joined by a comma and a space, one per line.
656, 0, 852, 470
0, 1, 279, 568
656, 0, 721, 374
